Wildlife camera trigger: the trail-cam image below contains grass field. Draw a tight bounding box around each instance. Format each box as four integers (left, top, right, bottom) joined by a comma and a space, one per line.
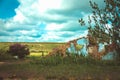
0, 56, 120, 80
0, 42, 120, 80
0, 42, 65, 54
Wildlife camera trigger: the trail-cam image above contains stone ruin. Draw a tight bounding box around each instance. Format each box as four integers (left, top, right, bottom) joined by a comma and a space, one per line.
48, 35, 118, 60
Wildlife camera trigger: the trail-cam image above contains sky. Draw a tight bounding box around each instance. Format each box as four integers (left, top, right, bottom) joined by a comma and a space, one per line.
0, 0, 104, 42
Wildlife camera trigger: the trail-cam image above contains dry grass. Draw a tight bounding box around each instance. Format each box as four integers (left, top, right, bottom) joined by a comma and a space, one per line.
30, 52, 48, 57
0, 56, 120, 80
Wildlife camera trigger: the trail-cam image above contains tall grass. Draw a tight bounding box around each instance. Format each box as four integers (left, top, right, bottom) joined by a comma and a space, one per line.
29, 54, 120, 67
0, 54, 120, 79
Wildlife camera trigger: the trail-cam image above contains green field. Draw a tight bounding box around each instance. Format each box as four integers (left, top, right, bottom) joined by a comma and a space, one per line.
0, 42, 120, 80
0, 56, 120, 80
0, 42, 65, 56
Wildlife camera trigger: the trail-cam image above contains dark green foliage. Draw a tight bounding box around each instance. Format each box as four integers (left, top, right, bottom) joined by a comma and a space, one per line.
8, 43, 30, 59
30, 56, 62, 66
0, 48, 13, 60
0, 48, 6, 56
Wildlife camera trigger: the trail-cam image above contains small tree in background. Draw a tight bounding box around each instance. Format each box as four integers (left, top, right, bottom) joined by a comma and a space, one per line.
8, 43, 30, 59
79, 0, 120, 60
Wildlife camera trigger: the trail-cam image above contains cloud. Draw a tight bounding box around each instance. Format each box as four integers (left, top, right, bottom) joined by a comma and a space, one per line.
0, 30, 10, 36
0, 0, 104, 42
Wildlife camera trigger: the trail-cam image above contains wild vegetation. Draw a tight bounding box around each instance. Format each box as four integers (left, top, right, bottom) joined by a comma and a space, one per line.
0, 42, 65, 57
0, 0, 120, 79
79, 0, 120, 60
8, 43, 30, 59
0, 54, 120, 79
0, 42, 65, 62
0, 42, 120, 79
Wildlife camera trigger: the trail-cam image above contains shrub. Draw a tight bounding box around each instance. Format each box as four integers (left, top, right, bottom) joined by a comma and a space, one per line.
0, 48, 6, 55
8, 43, 30, 59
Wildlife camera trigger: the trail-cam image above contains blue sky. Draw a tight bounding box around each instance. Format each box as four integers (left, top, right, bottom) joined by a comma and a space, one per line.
0, 0, 19, 19
0, 0, 104, 42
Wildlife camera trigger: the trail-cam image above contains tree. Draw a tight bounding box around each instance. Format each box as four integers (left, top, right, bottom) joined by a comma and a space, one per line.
8, 43, 30, 59
79, 0, 120, 60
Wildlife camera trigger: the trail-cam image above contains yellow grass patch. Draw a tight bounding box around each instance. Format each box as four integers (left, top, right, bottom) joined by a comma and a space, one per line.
30, 52, 48, 57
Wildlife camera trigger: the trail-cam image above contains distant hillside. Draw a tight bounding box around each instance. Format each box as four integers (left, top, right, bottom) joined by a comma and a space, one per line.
0, 42, 65, 54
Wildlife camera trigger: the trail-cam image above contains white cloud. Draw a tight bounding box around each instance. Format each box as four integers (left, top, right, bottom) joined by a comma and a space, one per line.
13, 10, 27, 24
45, 23, 64, 31
0, 0, 104, 42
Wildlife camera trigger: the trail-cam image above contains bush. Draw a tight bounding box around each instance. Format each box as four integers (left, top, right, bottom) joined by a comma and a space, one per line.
8, 43, 30, 59
0, 48, 6, 56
